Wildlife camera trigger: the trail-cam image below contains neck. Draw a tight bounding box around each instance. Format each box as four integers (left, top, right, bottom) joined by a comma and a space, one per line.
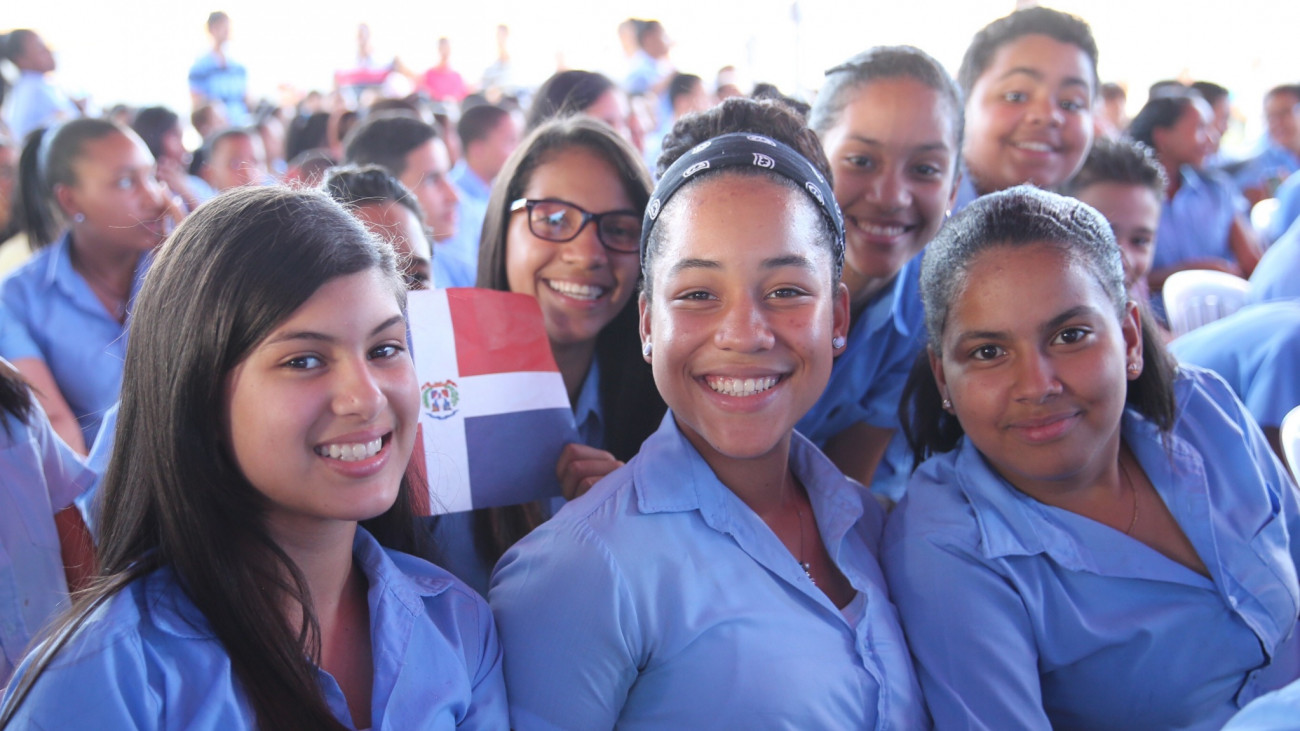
842, 265, 893, 319
69, 232, 140, 293
1001, 431, 1125, 510
465, 155, 493, 184
682, 419, 795, 515
551, 338, 597, 403
1158, 158, 1181, 198
268, 518, 359, 635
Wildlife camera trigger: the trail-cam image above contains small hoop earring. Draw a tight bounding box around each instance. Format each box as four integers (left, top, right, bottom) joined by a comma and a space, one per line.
73, 213, 86, 224
641, 341, 653, 358
832, 335, 846, 350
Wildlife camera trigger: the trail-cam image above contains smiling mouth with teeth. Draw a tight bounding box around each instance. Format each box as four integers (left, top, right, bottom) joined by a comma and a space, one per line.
1013, 141, 1057, 153
706, 375, 780, 397
547, 280, 606, 301
315, 438, 384, 462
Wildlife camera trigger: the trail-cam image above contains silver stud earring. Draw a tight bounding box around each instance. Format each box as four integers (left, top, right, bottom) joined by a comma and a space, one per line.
642, 341, 653, 358
73, 213, 86, 224
832, 335, 846, 349
942, 398, 953, 410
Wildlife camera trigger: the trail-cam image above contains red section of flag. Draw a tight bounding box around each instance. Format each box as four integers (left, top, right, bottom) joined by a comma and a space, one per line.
447, 288, 560, 377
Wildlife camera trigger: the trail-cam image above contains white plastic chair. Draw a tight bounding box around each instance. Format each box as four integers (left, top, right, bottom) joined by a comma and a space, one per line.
1251, 197, 1280, 238
1282, 405, 1300, 485
1162, 270, 1252, 338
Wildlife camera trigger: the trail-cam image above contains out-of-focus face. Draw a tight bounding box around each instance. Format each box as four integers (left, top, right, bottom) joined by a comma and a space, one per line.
353, 201, 432, 290
475, 114, 522, 183
1265, 90, 1300, 154
1154, 100, 1216, 171
17, 32, 56, 73
205, 133, 267, 192
63, 130, 170, 254
1208, 97, 1231, 148
161, 125, 187, 163
209, 17, 230, 46
1073, 182, 1161, 290
584, 90, 632, 145
931, 243, 1140, 497
820, 76, 960, 302
640, 173, 848, 467
0, 145, 17, 231
963, 34, 1095, 195
399, 138, 458, 241
505, 146, 641, 351
223, 269, 417, 540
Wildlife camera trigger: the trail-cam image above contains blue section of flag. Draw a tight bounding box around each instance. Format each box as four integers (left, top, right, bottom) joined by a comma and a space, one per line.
464, 407, 577, 509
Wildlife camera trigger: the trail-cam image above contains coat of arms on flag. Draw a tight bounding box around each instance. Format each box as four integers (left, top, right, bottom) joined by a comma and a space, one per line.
405, 288, 578, 514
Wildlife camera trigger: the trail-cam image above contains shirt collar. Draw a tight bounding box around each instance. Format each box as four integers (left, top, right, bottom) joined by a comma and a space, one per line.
449, 160, 492, 200
573, 358, 604, 448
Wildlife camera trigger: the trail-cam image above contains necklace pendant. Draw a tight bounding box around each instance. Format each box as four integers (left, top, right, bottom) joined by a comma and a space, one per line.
800, 561, 815, 585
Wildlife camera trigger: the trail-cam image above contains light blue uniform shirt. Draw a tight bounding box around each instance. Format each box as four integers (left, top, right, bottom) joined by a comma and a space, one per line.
883, 367, 1300, 731
425, 359, 604, 597
2, 71, 80, 142
0, 375, 94, 685
2, 527, 508, 729
437, 162, 492, 289
489, 412, 929, 730
1223, 677, 1300, 730
0, 233, 147, 446
1170, 301, 1300, 430
1250, 219, 1300, 304
1232, 143, 1300, 196
952, 173, 980, 213
1153, 166, 1245, 272
1268, 171, 1300, 243
796, 257, 926, 500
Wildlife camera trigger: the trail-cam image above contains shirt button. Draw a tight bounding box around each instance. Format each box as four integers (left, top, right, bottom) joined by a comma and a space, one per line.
1228, 596, 1240, 609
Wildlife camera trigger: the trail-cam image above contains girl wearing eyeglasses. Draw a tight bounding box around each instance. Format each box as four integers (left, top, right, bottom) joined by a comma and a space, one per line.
424, 116, 666, 595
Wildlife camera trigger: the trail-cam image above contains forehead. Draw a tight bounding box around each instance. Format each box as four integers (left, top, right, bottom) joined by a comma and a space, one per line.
76, 131, 153, 171
652, 173, 829, 275
947, 243, 1112, 329
1074, 181, 1161, 218
979, 33, 1095, 93
835, 76, 959, 148
404, 138, 447, 173
521, 145, 633, 208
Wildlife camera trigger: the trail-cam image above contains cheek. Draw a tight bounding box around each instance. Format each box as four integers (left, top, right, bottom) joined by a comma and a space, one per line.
503, 231, 543, 296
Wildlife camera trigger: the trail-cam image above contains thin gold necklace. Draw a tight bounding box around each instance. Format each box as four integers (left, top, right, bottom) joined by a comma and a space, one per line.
793, 491, 814, 585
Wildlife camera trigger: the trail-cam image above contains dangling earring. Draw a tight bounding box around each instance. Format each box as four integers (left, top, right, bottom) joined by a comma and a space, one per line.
832, 335, 846, 350
641, 341, 653, 358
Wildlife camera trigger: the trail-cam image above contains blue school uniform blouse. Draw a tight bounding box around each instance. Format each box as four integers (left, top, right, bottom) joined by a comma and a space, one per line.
1170, 301, 1300, 431
1250, 219, 1300, 304
1223, 677, 1300, 730
883, 367, 1300, 731
2, 527, 507, 729
1153, 166, 1246, 273
796, 257, 926, 500
489, 412, 929, 730
0, 380, 95, 685
0, 233, 148, 446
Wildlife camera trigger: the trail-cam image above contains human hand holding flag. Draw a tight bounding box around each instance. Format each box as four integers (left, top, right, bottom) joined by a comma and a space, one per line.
406, 288, 578, 514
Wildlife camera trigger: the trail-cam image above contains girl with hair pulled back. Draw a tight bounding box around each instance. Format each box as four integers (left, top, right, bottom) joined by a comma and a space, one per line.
490, 97, 927, 728
795, 45, 963, 500
884, 185, 1300, 729
0, 186, 507, 729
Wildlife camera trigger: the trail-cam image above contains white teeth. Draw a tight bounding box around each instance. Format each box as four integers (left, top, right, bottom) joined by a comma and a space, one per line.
706, 375, 779, 397
315, 438, 383, 462
857, 221, 907, 236
547, 280, 605, 300
1014, 141, 1053, 152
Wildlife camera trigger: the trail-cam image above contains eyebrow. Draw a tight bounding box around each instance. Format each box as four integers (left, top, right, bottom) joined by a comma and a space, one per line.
951, 305, 1101, 345
849, 135, 952, 153
267, 314, 406, 345
667, 254, 816, 277
997, 67, 1091, 90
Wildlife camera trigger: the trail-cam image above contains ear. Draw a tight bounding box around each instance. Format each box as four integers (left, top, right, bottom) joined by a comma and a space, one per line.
53, 183, 80, 221
831, 281, 850, 354
946, 169, 962, 213
1121, 299, 1144, 379
928, 345, 949, 402
638, 292, 652, 362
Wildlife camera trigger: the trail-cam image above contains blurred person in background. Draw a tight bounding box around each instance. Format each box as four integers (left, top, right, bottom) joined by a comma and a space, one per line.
188, 12, 250, 126
1, 30, 81, 142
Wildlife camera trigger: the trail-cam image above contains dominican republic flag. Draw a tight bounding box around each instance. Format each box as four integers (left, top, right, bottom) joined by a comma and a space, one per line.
406, 288, 577, 514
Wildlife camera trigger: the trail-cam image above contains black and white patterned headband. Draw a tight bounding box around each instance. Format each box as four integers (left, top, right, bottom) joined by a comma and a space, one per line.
639, 132, 845, 277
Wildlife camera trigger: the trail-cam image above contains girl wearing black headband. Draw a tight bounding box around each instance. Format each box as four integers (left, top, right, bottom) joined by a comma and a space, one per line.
490, 98, 928, 728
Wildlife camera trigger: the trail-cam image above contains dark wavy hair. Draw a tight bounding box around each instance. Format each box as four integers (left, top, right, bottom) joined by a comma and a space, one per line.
471, 115, 665, 562
900, 185, 1177, 466
0, 186, 418, 730
957, 6, 1099, 97
524, 70, 616, 132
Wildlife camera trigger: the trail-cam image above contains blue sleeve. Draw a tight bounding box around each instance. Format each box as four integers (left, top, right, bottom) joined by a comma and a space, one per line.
488, 521, 641, 730
3, 627, 160, 729
29, 399, 93, 510
459, 589, 509, 728
0, 301, 41, 362
1239, 332, 1300, 429
883, 516, 1052, 731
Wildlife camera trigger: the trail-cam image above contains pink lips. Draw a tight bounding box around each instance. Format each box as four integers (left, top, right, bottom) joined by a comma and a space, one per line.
1007, 411, 1079, 444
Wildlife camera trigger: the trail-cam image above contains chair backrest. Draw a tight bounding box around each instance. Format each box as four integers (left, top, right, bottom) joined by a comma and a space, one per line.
1251, 197, 1279, 236
1282, 405, 1300, 486
1162, 270, 1252, 337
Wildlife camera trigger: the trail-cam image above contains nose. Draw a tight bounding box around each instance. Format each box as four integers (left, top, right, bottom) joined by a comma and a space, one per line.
868, 166, 910, 211
559, 220, 609, 268
714, 295, 775, 353
439, 177, 459, 207
333, 358, 387, 421
1013, 349, 1062, 402
1027, 94, 1064, 127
